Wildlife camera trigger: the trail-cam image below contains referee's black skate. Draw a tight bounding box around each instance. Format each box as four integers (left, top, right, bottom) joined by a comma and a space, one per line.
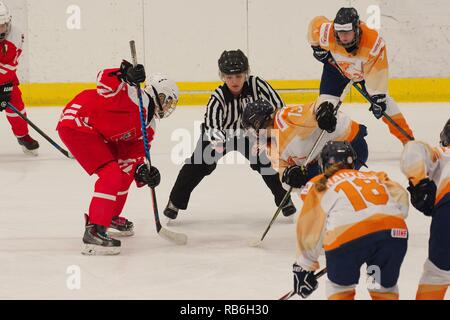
107, 216, 134, 237
281, 198, 296, 217
163, 200, 180, 220
82, 214, 121, 255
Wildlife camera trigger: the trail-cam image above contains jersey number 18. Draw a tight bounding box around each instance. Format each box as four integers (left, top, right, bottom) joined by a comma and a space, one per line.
335, 178, 389, 212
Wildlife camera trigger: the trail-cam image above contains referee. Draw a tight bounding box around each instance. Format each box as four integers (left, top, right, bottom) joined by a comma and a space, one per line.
164, 49, 296, 219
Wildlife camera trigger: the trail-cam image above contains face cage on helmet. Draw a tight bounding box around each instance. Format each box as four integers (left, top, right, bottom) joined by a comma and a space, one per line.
439, 120, 450, 147
154, 93, 178, 119
253, 115, 272, 131
319, 154, 356, 173
0, 22, 11, 41
243, 112, 271, 131
260, 116, 273, 131
440, 131, 449, 147
334, 26, 360, 52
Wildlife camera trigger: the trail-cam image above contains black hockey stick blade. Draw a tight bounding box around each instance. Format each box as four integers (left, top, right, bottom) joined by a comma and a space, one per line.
6, 102, 73, 158
149, 187, 188, 245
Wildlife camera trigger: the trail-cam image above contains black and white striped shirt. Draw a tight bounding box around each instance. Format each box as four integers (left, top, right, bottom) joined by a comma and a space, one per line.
203, 75, 285, 143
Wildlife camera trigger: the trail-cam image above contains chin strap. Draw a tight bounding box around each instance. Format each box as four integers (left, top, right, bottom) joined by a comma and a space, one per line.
144, 91, 156, 123
150, 85, 165, 118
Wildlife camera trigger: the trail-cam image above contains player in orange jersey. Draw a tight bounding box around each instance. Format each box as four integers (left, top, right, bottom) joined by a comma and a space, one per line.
400, 119, 450, 300
292, 141, 409, 300
242, 99, 368, 191
307, 7, 414, 145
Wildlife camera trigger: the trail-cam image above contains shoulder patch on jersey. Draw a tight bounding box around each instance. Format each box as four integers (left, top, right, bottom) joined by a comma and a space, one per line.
300, 181, 314, 197
319, 23, 332, 47
369, 35, 385, 57
300, 175, 324, 201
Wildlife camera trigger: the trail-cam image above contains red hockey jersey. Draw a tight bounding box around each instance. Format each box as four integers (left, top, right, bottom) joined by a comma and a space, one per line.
57, 68, 155, 173
0, 26, 23, 85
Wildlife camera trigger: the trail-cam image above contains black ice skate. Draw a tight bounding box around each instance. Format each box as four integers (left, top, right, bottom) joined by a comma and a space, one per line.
163, 200, 179, 220
17, 134, 39, 156
281, 198, 296, 217
107, 216, 134, 237
82, 215, 121, 255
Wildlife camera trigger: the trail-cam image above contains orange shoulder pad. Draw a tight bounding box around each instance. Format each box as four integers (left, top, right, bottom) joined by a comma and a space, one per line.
300, 174, 324, 201
308, 16, 332, 46
359, 22, 385, 57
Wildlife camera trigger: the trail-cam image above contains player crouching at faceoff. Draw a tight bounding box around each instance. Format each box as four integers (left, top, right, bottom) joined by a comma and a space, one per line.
400, 119, 450, 300
57, 61, 179, 255
241, 99, 368, 191
292, 141, 409, 300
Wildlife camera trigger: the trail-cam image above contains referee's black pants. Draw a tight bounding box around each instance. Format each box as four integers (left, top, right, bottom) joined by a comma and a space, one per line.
168, 133, 289, 210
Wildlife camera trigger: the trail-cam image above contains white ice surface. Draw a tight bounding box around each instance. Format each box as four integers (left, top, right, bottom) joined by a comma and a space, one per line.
0, 103, 449, 300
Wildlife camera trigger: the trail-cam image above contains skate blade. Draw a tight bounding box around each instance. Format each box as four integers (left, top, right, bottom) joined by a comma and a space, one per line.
22, 146, 39, 156
81, 244, 121, 256
106, 229, 135, 237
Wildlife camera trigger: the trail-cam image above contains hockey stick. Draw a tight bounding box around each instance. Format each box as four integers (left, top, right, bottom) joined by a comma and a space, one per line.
129, 40, 187, 245
279, 267, 327, 300
327, 57, 414, 142
249, 80, 354, 247
353, 81, 414, 141
5, 102, 73, 158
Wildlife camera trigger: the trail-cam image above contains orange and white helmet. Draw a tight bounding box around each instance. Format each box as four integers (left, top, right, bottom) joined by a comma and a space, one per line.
0, 1, 11, 41
145, 74, 179, 119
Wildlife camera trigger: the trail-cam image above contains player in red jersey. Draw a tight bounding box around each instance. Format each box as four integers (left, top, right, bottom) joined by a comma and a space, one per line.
0, 1, 39, 155
57, 61, 179, 255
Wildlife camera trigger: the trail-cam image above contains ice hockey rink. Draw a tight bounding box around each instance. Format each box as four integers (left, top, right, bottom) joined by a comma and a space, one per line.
0, 102, 449, 300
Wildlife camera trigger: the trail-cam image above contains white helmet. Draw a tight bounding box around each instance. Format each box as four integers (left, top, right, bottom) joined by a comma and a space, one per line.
145, 74, 179, 119
0, 1, 11, 41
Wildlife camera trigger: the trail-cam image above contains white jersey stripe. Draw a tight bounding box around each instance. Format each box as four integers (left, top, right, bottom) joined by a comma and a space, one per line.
93, 192, 117, 201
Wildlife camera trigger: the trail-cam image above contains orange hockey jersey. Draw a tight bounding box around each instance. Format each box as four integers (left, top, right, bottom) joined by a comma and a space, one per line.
296, 170, 409, 271
266, 102, 360, 182
308, 16, 387, 95
401, 141, 450, 206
